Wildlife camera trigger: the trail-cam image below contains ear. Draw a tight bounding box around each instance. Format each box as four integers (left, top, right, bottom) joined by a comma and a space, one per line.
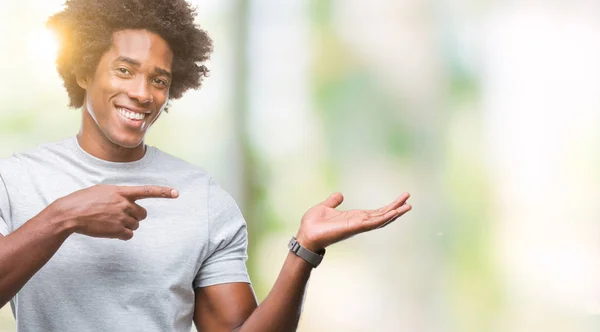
75, 72, 88, 90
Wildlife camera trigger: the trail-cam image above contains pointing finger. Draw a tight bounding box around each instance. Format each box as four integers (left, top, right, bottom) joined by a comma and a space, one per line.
119, 185, 179, 201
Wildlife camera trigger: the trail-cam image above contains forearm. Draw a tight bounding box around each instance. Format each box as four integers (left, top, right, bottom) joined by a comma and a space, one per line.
0, 206, 74, 307
238, 252, 313, 332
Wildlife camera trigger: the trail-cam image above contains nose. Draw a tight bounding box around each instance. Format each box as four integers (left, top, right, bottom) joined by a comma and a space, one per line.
127, 77, 153, 104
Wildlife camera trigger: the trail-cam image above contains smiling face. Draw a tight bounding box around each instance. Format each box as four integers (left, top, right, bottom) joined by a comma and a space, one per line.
78, 29, 173, 154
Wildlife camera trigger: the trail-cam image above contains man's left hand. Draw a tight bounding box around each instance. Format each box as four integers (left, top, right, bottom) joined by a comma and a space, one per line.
295, 192, 411, 252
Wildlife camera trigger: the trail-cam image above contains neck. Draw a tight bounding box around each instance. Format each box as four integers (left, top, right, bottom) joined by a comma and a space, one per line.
78, 110, 146, 162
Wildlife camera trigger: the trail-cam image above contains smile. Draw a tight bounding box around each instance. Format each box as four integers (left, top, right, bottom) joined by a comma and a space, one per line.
116, 107, 147, 120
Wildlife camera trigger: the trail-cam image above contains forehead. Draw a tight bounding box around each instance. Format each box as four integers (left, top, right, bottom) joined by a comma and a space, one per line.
108, 29, 173, 70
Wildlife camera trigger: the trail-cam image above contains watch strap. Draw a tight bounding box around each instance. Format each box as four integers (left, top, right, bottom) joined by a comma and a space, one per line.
288, 237, 325, 268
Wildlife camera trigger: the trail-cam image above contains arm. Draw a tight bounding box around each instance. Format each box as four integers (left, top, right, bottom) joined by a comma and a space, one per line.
194, 252, 311, 332
0, 207, 75, 308
0, 184, 178, 308
194, 192, 411, 331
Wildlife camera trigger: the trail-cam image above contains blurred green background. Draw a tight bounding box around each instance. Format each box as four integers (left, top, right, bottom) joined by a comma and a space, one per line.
2, 0, 600, 331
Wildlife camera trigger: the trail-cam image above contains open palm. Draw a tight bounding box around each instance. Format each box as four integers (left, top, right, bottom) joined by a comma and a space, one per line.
296, 192, 411, 251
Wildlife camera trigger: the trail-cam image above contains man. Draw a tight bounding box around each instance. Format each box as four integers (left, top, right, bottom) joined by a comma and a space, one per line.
0, 0, 412, 331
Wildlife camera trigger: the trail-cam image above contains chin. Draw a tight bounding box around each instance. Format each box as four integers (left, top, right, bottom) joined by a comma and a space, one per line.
108, 132, 145, 149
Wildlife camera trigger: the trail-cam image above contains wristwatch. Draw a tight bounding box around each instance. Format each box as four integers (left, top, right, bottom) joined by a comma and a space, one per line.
288, 237, 325, 268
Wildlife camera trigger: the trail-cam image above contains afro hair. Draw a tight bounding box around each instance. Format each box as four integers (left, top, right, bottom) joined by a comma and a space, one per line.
47, 0, 213, 108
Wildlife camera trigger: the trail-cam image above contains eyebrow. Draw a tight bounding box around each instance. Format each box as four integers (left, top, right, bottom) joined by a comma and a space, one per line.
114, 56, 172, 79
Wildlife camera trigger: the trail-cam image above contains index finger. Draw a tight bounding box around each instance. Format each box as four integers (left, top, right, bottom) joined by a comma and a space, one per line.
118, 185, 179, 200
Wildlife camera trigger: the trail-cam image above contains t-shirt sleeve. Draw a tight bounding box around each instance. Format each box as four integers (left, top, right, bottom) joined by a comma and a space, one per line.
193, 177, 251, 288
0, 173, 11, 236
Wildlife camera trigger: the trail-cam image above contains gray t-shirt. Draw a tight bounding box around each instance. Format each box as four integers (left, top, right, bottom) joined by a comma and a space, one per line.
0, 137, 250, 332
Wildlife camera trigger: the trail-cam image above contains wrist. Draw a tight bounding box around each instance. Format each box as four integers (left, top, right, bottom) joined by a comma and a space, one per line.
43, 200, 79, 236
294, 232, 323, 253
288, 237, 325, 268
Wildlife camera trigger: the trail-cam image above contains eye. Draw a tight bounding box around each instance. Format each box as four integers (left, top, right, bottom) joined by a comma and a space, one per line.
117, 67, 131, 75
152, 78, 168, 87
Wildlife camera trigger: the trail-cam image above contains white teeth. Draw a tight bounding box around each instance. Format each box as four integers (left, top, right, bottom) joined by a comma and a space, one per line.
117, 108, 146, 120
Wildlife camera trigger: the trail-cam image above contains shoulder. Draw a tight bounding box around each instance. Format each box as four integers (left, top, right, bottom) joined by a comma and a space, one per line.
0, 137, 73, 185
2, 137, 73, 166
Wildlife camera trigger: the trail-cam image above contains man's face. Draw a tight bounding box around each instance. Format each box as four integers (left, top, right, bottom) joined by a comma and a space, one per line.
80, 29, 173, 148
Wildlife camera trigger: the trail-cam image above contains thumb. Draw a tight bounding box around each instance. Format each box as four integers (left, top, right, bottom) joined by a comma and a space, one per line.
321, 192, 344, 208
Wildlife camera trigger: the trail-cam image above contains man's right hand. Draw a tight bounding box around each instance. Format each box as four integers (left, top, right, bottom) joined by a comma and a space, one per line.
50, 184, 179, 241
